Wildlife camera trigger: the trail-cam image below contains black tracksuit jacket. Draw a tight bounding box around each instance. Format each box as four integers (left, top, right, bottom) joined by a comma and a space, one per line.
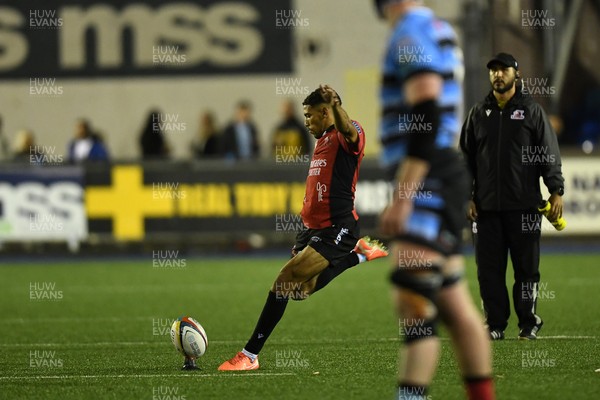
459, 90, 564, 211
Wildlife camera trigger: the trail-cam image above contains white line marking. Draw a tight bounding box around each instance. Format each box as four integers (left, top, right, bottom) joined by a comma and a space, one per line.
0, 335, 595, 348
0, 338, 400, 347
484, 335, 597, 340
0, 373, 295, 381
533, 335, 596, 339
0, 316, 170, 324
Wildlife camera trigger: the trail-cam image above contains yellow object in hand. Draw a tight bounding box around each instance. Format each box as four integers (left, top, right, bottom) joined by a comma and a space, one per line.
538, 200, 566, 231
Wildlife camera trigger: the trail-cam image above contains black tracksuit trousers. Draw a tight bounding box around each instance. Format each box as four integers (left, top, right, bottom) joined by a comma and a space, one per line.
474, 209, 542, 331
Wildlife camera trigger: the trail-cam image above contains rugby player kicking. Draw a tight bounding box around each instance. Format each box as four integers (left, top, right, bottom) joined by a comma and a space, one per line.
217, 85, 388, 371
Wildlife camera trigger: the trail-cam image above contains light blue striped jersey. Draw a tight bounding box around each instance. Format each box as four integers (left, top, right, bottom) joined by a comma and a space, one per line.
380, 7, 463, 168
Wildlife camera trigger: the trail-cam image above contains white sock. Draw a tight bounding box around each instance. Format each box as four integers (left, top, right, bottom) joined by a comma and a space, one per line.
241, 348, 257, 362
357, 253, 367, 264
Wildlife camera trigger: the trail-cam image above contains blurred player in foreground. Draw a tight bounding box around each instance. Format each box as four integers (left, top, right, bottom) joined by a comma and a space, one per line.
375, 1, 495, 399
217, 85, 388, 371
460, 53, 564, 340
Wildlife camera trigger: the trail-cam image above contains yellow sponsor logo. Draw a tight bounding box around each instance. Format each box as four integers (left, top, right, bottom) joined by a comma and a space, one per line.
86, 165, 305, 240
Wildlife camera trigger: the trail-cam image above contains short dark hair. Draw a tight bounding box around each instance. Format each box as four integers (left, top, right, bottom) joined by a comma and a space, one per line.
302, 88, 342, 107
237, 100, 252, 111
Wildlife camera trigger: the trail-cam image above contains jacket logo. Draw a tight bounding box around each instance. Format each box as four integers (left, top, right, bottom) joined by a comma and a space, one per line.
485, 109, 491, 117
511, 110, 525, 120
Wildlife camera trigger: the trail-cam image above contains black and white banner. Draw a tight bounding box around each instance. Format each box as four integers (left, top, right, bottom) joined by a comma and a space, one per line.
0, 0, 292, 78
0, 166, 88, 242
541, 158, 600, 235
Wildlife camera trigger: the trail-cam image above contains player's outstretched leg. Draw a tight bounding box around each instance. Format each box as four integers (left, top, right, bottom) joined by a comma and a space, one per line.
438, 255, 495, 400
312, 237, 388, 293
218, 246, 329, 371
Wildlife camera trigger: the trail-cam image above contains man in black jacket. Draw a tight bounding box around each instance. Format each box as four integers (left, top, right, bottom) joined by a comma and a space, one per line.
222, 100, 260, 160
460, 53, 564, 340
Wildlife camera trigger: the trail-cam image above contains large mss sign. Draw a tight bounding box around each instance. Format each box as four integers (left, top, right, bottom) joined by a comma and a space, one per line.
0, 167, 87, 242
0, 0, 292, 78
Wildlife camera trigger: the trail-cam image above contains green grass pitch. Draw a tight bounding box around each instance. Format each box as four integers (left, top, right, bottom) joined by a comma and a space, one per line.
1, 253, 599, 399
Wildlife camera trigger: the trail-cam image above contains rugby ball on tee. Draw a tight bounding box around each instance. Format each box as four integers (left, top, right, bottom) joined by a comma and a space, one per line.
170, 316, 208, 359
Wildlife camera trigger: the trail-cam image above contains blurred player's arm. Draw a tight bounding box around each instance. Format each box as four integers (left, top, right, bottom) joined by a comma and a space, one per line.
319, 84, 359, 145
381, 73, 441, 235
396, 72, 443, 183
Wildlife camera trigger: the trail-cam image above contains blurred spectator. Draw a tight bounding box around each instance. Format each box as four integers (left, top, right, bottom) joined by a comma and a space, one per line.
271, 99, 312, 157
67, 119, 109, 163
139, 110, 170, 159
13, 129, 39, 162
192, 111, 222, 158
222, 100, 260, 160
0, 116, 10, 161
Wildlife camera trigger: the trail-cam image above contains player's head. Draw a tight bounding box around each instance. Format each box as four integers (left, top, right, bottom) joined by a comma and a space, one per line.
302, 88, 342, 139
281, 99, 296, 119
75, 118, 92, 139
235, 100, 252, 122
487, 53, 520, 94
374, 0, 423, 22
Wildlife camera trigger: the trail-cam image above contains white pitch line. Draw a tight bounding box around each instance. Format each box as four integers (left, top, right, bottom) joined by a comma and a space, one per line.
446, 335, 597, 341
534, 335, 596, 339
484, 335, 597, 340
0, 372, 295, 381
0, 341, 170, 348
0, 316, 172, 324
3, 336, 596, 348
0, 338, 401, 348
0, 335, 595, 349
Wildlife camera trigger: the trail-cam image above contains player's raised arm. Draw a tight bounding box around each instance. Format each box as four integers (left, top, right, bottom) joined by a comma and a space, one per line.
319, 84, 358, 146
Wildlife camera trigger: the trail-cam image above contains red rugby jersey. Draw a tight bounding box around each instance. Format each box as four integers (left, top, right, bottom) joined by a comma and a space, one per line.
301, 120, 366, 229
